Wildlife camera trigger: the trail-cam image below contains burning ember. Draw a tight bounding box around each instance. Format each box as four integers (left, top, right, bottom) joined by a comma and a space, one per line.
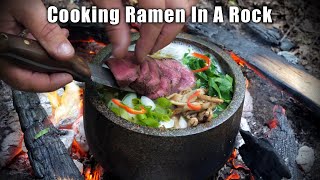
71, 37, 107, 47
223, 149, 254, 180
229, 51, 268, 82
267, 105, 285, 131
230, 52, 245, 67
226, 170, 240, 180
71, 38, 107, 62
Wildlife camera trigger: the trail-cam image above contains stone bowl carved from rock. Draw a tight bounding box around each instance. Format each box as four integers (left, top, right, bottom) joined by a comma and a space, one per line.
84, 33, 246, 179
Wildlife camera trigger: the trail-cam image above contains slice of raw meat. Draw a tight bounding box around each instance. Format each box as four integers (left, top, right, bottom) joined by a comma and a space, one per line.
161, 60, 183, 93
130, 61, 151, 94
163, 59, 196, 92
145, 60, 161, 94
155, 60, 181, 93
147, 76, 171, 99
176, 68, 196, 91
106, 53, 195, 99
105, 53, 139, 87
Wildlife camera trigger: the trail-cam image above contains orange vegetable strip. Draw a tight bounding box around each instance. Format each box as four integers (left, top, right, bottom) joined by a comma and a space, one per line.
111, 99, 146, 114
187, 90, 202, 111
191, 52, 211, 73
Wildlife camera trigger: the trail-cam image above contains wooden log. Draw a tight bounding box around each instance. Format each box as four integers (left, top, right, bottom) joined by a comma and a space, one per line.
12, 91, 83, 180
186, 22, 320, 115
239, 130, 292, 179
244, 22, 281, 45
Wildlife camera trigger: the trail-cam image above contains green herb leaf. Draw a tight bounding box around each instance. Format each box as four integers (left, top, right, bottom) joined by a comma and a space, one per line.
216, 76, 233, 91
217, 103, 228, 110
196, 72, 208, 82
209, 78, 222, 98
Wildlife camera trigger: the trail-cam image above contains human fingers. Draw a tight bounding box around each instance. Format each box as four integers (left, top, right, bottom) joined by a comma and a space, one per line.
150, 0, 199, 54
150, 23, 184, 54
11, 0, 75, 61
92, 0, 130, 59
0, 60, 73, 92
134, 0, 165, 63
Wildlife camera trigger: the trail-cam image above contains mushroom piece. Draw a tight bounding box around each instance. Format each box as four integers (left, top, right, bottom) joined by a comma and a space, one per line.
197, 104, 215, 123
183, 111, 197, 119
188, 117, 199, 127
172, 116, 180, 129
198, 94, 224, 103
199, 101, 212, 110
170, 100, 186, 106
167, 93, 183, 102
205, 110, 214, 122
167, 88, 223, 127
173, 107, 184, 115
180, 88, 206, 103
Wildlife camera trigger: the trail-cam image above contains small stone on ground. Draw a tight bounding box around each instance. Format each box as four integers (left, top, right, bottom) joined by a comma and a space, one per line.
296, 146, 315, 173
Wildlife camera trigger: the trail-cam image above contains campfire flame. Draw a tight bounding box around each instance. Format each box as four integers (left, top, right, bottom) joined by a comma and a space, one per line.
47, 81, 105, 179
72, 139, 87, 157
85, 164, 104, 180
47, 82, 82, 125
44, 38, 108, 179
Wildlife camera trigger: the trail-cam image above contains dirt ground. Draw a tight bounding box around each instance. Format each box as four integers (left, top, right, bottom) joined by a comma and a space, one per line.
238, 0, 320, 78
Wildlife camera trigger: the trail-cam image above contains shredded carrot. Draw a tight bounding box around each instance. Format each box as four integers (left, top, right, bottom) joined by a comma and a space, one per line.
187, 90, 202, 111
111, 99, 146, 114
191, 52, 211, 73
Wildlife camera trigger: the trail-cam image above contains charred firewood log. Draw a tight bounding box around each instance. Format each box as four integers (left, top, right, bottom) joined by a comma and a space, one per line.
12, 91, 83, 180
239, 130, 292, 180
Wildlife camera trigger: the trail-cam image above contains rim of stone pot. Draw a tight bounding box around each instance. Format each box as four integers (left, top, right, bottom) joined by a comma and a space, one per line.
87, 33, 246, 137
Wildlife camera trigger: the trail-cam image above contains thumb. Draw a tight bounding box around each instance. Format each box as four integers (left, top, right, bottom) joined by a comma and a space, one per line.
13, 1, 74, 60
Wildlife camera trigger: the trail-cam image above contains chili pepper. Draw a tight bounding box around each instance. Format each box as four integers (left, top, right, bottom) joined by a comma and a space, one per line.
187, 90, 202, 111
191, 52, 211, 73
111, 99, 146, 114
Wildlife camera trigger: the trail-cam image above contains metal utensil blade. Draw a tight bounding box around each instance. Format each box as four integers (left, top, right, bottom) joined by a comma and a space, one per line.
88, 63, 134, 92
